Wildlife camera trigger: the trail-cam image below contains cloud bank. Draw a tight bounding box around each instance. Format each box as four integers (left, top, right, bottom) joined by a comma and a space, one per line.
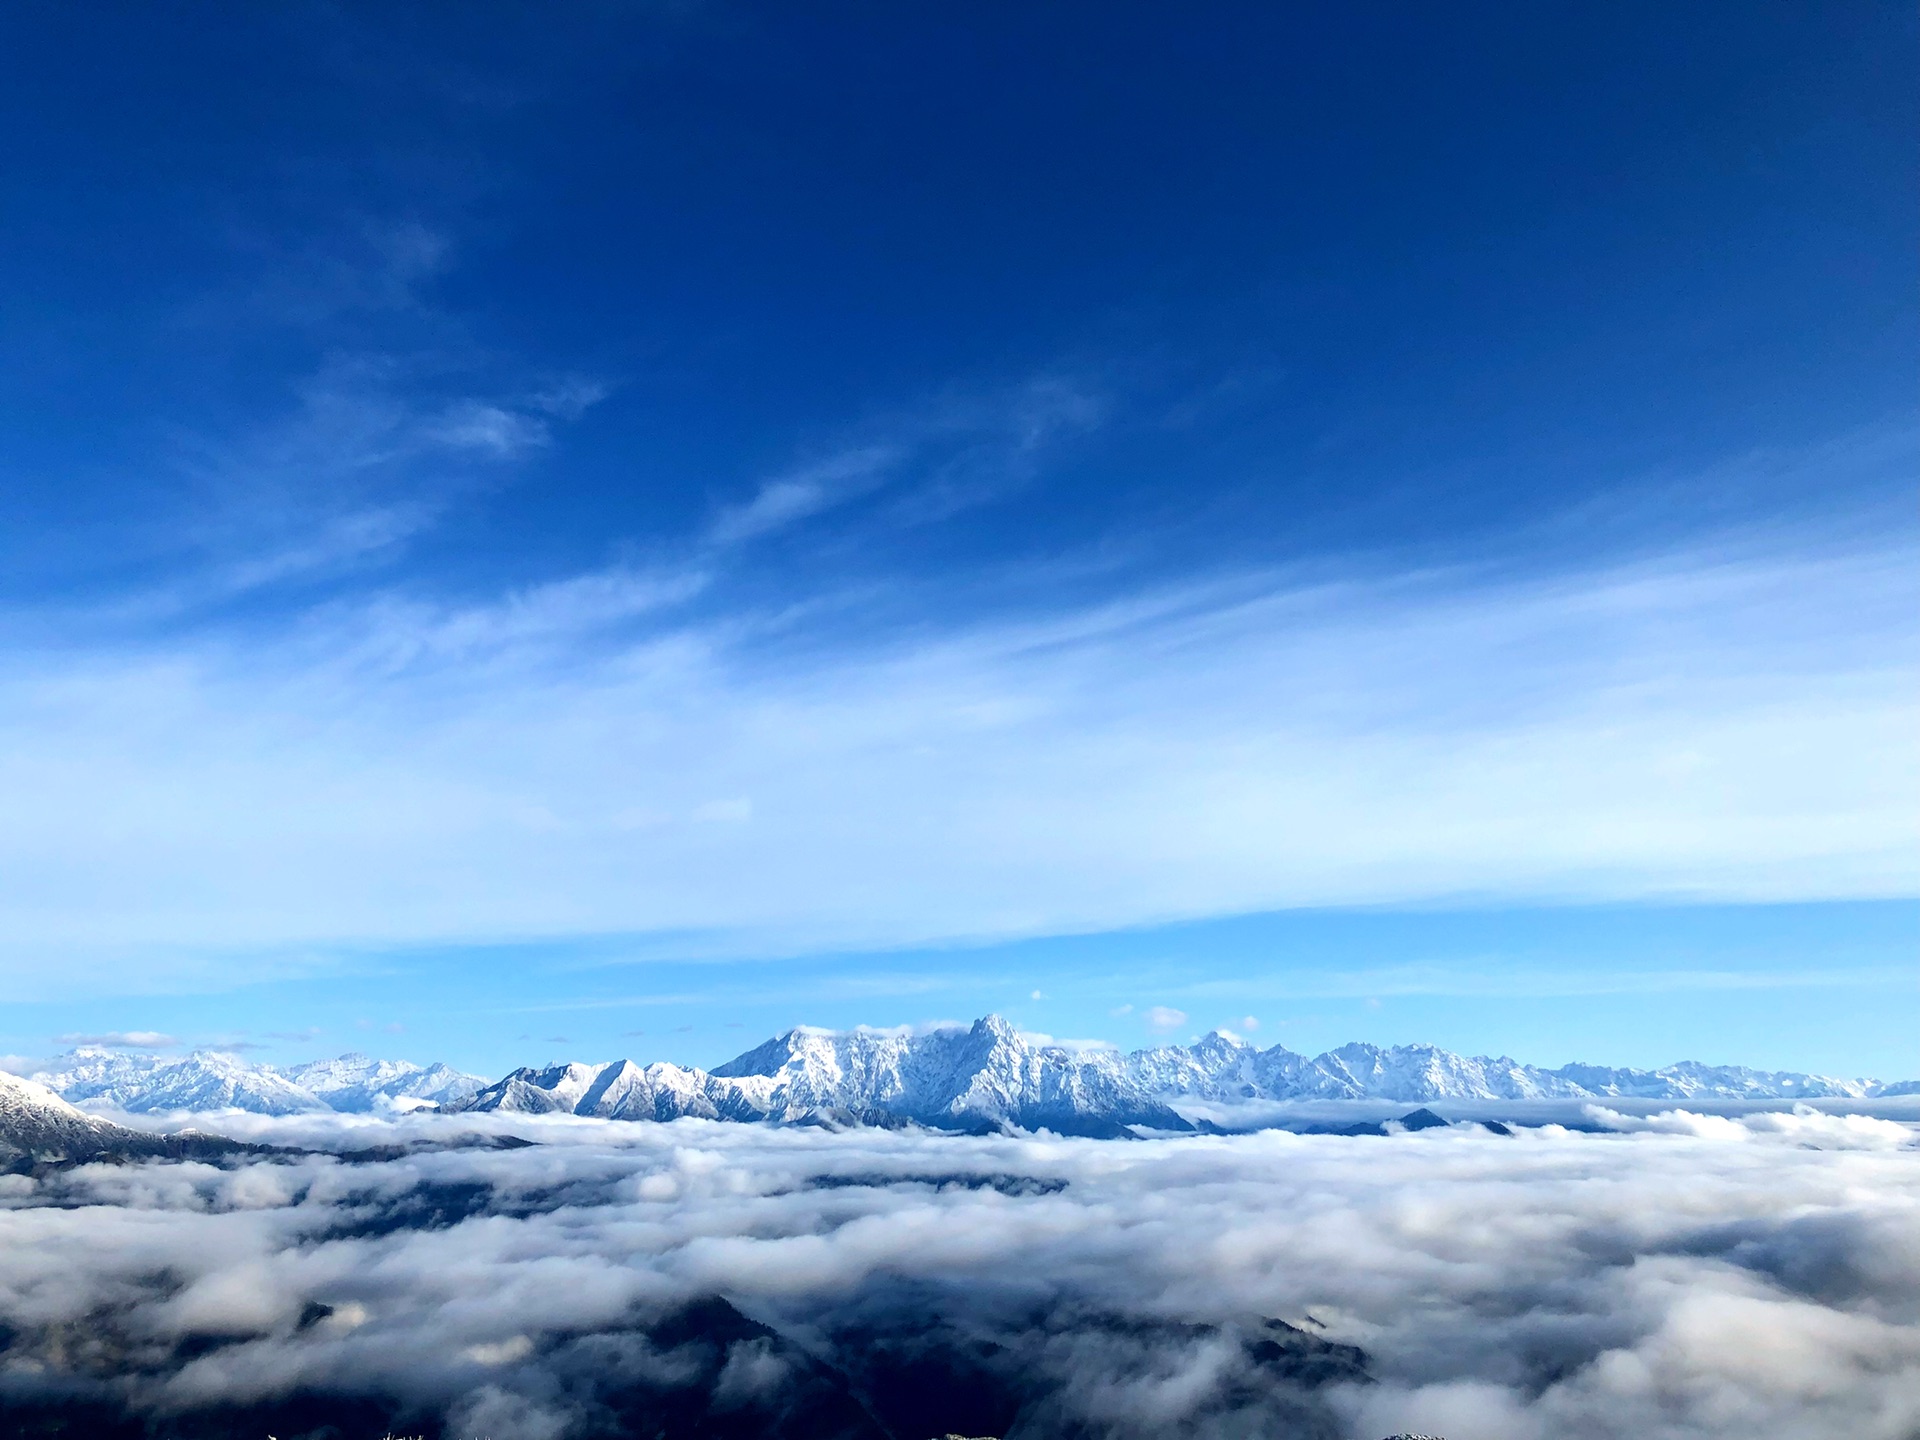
0, 1111, 1915, 1438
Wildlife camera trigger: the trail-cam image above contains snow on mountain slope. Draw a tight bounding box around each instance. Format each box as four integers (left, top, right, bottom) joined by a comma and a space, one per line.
1548, 1059, 1876, 1101
726, 1014, 1189, 1132
0, 1070, 121, 1158
283, 1054, 487, 1112
467, 1059, 782, 1122
0, 1070, 234, 1162
31, 1048, 487, 1116
35, 1047, 329, 1115
1122, 1034, 1894, 1104
1125, 1031, 1266, 1099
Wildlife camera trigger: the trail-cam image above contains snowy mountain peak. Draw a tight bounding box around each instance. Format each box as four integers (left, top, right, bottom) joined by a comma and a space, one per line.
1191, 1030, 1254, 1061
975, 1013, 1020, 1041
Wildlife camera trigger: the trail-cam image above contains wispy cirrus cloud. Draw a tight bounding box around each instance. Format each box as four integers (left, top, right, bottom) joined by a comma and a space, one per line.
173, 354, 573, 589
708, 446, 903, 544
49, 357, 607, 632
336, 562, 711, 672
1, 360, 1914, 1004
706, 374, 1106, 546
0, 488, 1909, 999
64, 223, 613, 624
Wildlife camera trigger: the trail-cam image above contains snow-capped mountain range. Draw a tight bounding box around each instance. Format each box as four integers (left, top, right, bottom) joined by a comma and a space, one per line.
460, 1015, 1919, 1133
30, 1048, 487, 1117
24, 1017, 1917, 1130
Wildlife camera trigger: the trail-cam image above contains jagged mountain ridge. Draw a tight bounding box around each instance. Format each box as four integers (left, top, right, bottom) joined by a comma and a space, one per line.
461, 1014, 1917, 1131
27, 1019, 1914, 1126
31, 1047, 486, 1117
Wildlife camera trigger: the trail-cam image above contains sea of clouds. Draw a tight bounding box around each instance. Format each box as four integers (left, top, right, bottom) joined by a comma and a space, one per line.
1, 1107, 1916, 1440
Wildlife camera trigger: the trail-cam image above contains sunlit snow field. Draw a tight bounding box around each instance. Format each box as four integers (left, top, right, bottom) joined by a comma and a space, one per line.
2, 1107, 1917, 1439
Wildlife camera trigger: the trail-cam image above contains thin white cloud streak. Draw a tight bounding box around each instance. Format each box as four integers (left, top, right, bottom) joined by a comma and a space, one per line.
0, 524, 1912, 994
707, 446, 903, 544
0, 1112, 1915, 1438
134, 220, 611, 614
704, 374, 1106, 545
88, 207, 610, 623
336, 564, 712, 670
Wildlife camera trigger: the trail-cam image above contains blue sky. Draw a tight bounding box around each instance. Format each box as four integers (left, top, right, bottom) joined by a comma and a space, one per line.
0, 3, 1913, 1078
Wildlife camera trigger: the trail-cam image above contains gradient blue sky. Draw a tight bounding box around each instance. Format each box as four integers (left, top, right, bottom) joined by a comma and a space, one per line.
1, 3, 1914, 1079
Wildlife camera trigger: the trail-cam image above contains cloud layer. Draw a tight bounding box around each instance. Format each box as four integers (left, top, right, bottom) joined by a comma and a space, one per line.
0, 1110, 1915, 1438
